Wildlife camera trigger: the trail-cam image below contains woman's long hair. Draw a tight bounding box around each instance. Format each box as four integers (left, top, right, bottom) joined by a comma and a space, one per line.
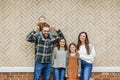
77, 32, 90, 55
57, 38, 68, 51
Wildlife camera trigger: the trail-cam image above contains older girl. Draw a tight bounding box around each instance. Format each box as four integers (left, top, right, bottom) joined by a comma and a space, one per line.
77, 32, 96, 80
52, 38, 68, 80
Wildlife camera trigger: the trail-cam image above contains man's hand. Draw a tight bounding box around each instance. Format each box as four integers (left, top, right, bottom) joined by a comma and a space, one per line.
51, 25, 58, 31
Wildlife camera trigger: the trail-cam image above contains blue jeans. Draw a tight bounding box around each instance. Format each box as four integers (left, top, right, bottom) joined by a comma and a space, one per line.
34, 61, 51, 80
54, 68, 65, 80
80, 60, 92, 80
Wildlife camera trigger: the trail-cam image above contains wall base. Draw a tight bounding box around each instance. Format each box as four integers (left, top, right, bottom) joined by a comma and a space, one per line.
0, 72, 120, 80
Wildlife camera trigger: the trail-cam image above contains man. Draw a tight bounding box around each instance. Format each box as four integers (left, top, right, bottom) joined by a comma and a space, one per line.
26, 25, 64, 80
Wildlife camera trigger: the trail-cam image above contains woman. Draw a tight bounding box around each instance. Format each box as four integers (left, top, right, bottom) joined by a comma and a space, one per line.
77, 32, 96, 80
52, 38, 68, 80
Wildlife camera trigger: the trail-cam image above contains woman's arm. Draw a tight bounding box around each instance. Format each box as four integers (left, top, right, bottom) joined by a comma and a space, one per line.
80, 45, 96, 60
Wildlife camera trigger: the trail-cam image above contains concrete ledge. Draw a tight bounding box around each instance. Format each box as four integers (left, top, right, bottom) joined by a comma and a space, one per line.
0, 67, 120, 72
92, 67, 120, 72
0, 67, 34, 72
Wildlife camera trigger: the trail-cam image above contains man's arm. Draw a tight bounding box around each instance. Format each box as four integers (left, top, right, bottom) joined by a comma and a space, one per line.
26, 31, 38, 43
26, 26, 39, 43
51, 26, 64, 44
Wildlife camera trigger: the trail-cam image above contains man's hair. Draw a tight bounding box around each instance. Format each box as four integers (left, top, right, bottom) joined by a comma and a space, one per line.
37, 22, 50, 31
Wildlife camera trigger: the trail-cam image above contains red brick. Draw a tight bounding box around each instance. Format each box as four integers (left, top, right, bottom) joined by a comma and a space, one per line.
0, 75, 6, 78
107, 75, 114, 77
94, 78, 103, 80
14, 75, 22, 78
103, 78, 110, 80
10, 72, 18, 76
0, 72, 120, 80
7, 75, 14, 78
2, 73, 10, 76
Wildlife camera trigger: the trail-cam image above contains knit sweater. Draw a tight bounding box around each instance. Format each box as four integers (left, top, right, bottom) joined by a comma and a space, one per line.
78, 44, 96, 63
52, 47, 67, 68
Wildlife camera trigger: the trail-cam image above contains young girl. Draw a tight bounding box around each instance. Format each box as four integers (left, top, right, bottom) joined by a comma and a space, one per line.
77, 32, 96, 80
66, 43, 81, 80
52, 38, 68, 80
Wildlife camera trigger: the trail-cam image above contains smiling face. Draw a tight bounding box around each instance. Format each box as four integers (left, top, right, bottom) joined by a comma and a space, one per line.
42, 27, 50, 37
77, 32, 89, 51
80, 33, 86, 43
59, 39, 65, 48
70, 45, 76, 53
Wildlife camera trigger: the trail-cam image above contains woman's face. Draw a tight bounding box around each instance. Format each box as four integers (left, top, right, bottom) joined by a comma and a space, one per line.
70, 45, 76, 53
80, 33, 86, 42
59, 39, 65, 47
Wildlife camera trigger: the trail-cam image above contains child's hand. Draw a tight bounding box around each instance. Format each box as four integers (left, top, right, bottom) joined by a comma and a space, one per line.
65, 74, 67, 77
34, 26, 39, 32
51, 25, 58, 31
78, 74, 80, 77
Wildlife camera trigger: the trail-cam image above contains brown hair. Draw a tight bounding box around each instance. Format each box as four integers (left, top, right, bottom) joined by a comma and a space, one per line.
37, 22, 50, 31
68, 43, 79, 58
77, 32, 90, 55
57, 38, 68, 51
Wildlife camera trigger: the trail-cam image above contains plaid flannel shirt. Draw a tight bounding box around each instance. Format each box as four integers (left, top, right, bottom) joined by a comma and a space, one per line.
26, 30, 64, 63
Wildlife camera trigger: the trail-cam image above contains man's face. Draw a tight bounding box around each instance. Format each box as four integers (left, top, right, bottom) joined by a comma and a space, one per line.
42, 27, 50, 37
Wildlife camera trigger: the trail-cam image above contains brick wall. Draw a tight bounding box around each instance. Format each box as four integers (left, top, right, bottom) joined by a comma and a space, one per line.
0, 72, 120, 80
91, 73, 120, 80
0, 73, 34, 80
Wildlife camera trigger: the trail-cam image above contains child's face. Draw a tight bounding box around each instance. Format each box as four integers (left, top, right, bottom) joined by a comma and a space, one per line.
59, 39, 65, 48
39, 17, 45, 23
70, 45, 76, 53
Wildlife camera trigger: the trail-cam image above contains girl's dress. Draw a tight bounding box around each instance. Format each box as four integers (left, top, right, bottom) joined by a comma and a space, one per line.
66, 53, 80, 80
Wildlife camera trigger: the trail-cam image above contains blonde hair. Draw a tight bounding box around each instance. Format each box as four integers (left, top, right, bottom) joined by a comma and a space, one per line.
39, 16, 46, 21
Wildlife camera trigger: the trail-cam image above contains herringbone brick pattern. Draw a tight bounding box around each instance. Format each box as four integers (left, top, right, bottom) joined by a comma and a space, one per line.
0, 0, 120, 66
